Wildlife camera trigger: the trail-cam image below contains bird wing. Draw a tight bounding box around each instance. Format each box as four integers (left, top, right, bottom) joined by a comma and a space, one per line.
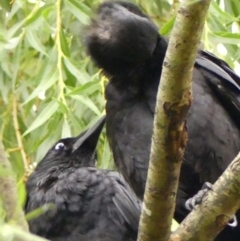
196, 51, 240, 90
111, 172, 141, 232
195, 51, 240, 129
200, 51, 240, 84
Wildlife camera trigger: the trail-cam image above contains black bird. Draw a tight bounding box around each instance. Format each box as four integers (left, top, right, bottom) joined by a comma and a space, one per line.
85, 2, 240, 240
25, 116, 141, 241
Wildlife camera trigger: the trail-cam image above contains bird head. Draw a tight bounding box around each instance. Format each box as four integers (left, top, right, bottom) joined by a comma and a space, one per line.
34, 116, 105, 172
84, 1, 159, 75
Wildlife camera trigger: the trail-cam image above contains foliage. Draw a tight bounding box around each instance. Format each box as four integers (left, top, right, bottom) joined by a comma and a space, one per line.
0, 0, 239, 240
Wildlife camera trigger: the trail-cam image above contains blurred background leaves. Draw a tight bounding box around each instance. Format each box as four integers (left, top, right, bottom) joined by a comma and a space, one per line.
0, 0, 239, 239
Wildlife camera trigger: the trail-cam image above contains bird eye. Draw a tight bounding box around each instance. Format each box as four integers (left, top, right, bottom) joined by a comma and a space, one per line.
54, 142, 65, 150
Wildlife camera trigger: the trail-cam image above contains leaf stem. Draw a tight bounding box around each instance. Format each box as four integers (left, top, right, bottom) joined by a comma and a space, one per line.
12, 96, 29, 172
55, 0, 67, 112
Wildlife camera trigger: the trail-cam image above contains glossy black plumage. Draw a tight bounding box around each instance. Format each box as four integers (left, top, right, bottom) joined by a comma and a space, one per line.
85, 2, 240, 240
25, 116, 141, 241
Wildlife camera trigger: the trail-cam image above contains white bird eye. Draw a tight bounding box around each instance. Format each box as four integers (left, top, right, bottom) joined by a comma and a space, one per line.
54, 142, 65, 150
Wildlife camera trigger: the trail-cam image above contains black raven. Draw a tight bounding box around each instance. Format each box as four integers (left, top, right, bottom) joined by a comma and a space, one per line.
25, 116, 141, 241
84, 2, 240, 240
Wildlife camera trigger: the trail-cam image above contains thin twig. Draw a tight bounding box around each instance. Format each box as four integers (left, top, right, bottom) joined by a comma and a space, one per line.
12, 96, 29, 172
7, 147, 21, 153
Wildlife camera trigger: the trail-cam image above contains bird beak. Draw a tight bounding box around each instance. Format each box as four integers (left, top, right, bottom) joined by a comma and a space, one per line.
72, 115, 106, 153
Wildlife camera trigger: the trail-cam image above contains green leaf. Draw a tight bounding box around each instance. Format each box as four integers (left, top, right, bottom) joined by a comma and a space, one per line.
7, 20, 25, 39
62, 118, 71, 138
71, 95, 101, 115
26, 30, 48, 55
68, 111, 84, 132
64, 57, 90, 84
0, 0, 11, 11
66, 80, 100, 96
211, 32, 240, 45
23, 70, 58, 105
53, 99, 69, 113
17, 179, 27, 208
25, 203, 55, 221
97, 135, 114, 169
23, 101, 59, 136
210, 1, 236, 21
224, 0, 240, 17
11, 38, 22, 87
6, 1, 21, 22
60, 29, 70, 56
4, 36, 22, 49
25, 4, 54, 27
64, 0, 91, 25
160, 15, 176, 36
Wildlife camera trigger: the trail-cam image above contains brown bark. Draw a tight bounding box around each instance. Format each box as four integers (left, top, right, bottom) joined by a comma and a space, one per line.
137, 1, 212, 241
170, 153, 240, 241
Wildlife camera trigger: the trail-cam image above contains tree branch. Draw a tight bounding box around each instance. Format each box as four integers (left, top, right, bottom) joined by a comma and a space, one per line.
12, 96, 29, 172
170, 152, 240, 241
137, 1, 211, 241
0, 140, 29, 234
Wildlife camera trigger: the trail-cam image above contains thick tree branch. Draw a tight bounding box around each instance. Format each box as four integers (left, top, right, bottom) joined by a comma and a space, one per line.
137, 1, 211, 241
170, 153, 240, 241
0, 140, 29, 234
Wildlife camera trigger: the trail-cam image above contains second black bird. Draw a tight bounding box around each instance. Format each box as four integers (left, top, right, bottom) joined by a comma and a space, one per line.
25, 116, 141, 241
